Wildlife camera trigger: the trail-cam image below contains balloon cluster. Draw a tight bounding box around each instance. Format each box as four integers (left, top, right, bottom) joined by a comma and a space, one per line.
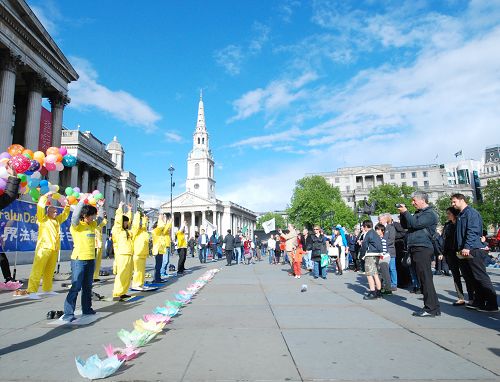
63, 187, 104, 207
2, 144, 77, 176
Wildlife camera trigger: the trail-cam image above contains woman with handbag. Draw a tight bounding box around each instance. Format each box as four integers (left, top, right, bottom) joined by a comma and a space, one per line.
311, 226, 327, 279
360, 220, 383, 300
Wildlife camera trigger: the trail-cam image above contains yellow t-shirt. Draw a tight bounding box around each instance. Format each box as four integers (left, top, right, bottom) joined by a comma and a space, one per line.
36, 195, 70, 252
164, 221, 172, 247
70, 221, 97, 260
176, 230, 187, 248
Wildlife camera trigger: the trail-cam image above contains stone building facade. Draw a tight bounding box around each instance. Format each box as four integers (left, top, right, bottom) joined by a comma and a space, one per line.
310, 163, 476, 209
0, 0, 77, 187
161, 94, 257, 238
60, 130, 141, 231
480, 145, 500, 188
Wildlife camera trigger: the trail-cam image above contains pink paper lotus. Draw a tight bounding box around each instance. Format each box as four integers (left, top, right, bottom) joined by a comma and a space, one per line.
143, 314, 171, 324
103, 344, 140, 362
0, 281, 23, 290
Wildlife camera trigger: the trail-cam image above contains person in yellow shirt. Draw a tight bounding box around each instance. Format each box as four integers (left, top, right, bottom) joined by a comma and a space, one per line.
21, 193, 70, 295
93, 212, 107, 281
151, 214, 169, 282
112, 202, 134, 300
176, 222, 188, 274
61, 201, 100, 322
131, 211, 149, 290
160, 213, 172, 277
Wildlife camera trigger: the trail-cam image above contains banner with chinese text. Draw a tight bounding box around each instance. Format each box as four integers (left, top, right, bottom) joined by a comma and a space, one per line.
0, 200, 73, 252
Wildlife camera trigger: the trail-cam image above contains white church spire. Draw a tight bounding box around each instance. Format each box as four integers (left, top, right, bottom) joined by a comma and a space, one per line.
196, 89, 206, 132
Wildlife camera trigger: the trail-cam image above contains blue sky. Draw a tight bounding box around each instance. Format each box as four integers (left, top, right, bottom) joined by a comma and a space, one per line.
29, 0, 500, 212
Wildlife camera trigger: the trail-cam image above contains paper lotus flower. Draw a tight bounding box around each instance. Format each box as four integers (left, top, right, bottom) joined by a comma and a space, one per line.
134, 319, 165, 333
0, 280, 23, 290
103, 344, 140, 362
165, 300, 184, 309
143, 314, 171, 324
117, 329, 157, 348
75, 354, 123, 380
175, 293, 191, 303
153, 306, 179, 317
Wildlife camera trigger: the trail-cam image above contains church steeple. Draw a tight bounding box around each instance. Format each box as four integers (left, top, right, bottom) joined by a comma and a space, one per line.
186, 93, 216, 200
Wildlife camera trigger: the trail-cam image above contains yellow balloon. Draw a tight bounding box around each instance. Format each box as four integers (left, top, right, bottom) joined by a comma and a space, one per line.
52, 192, 61, 200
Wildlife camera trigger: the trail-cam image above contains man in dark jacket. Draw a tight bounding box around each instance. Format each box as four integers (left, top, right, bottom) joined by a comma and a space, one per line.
398, 191, 440, 317
223, 229, 235, 266
452, 194, 498, 312
0, 164, 20, 282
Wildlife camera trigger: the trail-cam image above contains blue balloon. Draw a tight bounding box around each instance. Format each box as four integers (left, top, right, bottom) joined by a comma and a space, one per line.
39, 180, 49, 188
40, 186, 49, 195
62, 154, 77, 167
29, 178, 40, 188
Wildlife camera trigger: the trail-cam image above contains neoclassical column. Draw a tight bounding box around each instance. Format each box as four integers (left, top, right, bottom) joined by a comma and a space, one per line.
50, 92, 69, 148
23, 73, 46, 150
96, 175, 105, 194
81, 167, 89, 193
0, 51, 20, 149
105, 177, 112, 205
70, 165, 79, 187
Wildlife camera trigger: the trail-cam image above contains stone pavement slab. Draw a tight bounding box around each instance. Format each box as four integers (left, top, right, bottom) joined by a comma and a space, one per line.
0, 256, 499, 381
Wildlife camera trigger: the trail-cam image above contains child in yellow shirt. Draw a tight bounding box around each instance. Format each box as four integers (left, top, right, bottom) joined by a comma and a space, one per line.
112, 202, 134, 300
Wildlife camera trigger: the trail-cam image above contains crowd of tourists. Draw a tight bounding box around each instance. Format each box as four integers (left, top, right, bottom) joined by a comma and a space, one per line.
1, 165, 498, 321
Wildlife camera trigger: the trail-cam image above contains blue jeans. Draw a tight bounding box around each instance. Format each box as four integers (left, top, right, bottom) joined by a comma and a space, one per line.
313, 260, 327, 279
268, 249, 274, 264
199, 245, 207, 263
410, 262, 420, 288
389, 257, 398, 288
234, 247, 242, 263
161, 247, 171, 276
63, 259, 95, 319
154, 254, 164, 282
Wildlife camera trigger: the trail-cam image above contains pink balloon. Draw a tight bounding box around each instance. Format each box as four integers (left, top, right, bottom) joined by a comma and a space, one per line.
45, 162, 56, 171
59, 146, 68, 156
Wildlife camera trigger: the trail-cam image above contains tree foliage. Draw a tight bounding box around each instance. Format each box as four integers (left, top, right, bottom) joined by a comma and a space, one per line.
367, 184, 415, 215
256, 212, 287, 230
287, 176, 357, 231
476, 179, 500, 228
434, 193, 473, 225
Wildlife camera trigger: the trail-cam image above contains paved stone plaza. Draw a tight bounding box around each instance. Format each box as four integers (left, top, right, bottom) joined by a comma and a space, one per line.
0, 256, 499, 382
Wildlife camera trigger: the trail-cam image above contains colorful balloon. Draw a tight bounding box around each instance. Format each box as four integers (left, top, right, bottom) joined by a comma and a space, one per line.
8, 144, 24, 156
59, 146, 68, 156
10, 155, 31, 174
46, 147, 60, 156
65, 187, 74, 196
62, 154, 77, 167
45, 162, 56, 171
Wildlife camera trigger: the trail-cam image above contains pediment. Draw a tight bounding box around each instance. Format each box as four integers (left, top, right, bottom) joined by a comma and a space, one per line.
160, 192, 213, 209
1, 0, 78, 81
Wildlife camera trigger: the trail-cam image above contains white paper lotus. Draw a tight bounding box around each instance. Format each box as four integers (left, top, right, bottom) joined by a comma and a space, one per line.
75, 354, 123, 380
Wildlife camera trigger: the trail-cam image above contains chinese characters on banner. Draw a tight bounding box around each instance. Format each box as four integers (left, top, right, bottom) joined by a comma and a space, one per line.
0, 200, 73, 252
38, 106, 52, 153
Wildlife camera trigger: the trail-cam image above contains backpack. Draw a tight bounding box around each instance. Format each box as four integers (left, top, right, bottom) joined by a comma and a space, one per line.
425, 228, 444, 256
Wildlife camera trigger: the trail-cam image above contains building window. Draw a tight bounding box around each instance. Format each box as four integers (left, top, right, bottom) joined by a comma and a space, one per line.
412, 172, 417, 178
194, 183, 199, 189
424, 181, 429, 188
202, 137, 205, 144
400, 173, 406, 179
335, 177, 340, 183
197, 137, 200, 144
402, 182, 407, 186
390, 174, 395, 180
413, 181, 418, 187
346, 185, 350, 192
423, 171, 428, 177
195, 163, 200, 176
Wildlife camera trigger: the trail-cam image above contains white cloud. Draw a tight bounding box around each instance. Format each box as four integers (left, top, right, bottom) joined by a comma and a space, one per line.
31, 5, 58, 35
164, 131, 182, 142
213, 45, 243, 76
228, 72, 318, 122
214, 22, 271, 75
230, 127, 301, 148
140, 193, 168, 209
68, 57, 162, 132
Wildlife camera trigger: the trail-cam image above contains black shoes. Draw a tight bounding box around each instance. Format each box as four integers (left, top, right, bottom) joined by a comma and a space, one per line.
46, 310, 63, 319
363, 290, 381, 300
412, 310, 441, 317
410, 287, 422, 294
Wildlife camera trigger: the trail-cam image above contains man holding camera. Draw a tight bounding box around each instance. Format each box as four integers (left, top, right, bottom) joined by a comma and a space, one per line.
398, 191, 440, 317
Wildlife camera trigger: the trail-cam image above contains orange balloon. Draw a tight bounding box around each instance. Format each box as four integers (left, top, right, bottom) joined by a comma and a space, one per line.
8, 144, 24, 156
22, 149, 34, 159
67, 195, 76, 205
33, 151, 45, 160
46, 147, 60, 156
55, 153, 63, 163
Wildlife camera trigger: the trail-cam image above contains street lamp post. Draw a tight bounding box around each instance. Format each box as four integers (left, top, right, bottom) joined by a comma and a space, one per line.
168, 164, 175, 253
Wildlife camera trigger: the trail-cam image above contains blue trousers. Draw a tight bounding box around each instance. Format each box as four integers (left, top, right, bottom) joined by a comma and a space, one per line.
389, 257, 398, 288
154, 254, 164, 282
313, 260, 327, 279
161, 248, 171, 276
63, 259, 95, 319
234, 247, 242, 263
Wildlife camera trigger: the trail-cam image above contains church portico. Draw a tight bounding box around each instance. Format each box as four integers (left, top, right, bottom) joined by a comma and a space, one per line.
161, 93, 257, 239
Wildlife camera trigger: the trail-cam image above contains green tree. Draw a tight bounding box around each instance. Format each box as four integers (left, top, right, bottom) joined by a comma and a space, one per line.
256, 212, 287, 230
287, 176, 357, 230
367, 184, 415, 215
476, 179, 500, 229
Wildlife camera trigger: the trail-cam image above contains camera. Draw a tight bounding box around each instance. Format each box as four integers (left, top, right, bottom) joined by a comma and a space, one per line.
395, 203, 404, 208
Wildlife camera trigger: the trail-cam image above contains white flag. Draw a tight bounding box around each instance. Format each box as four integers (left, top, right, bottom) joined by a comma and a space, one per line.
202, 219, 217, 237
261, 218, 275, 234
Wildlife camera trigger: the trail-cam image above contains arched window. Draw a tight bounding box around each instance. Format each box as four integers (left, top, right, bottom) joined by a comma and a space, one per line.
202, 137, 205, 144
197, 137, 200, 144
195, 163, 200, 176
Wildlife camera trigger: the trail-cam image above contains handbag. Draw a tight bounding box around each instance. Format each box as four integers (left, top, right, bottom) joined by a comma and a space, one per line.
401, 250, 411, 268
320, 254, 330, 267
